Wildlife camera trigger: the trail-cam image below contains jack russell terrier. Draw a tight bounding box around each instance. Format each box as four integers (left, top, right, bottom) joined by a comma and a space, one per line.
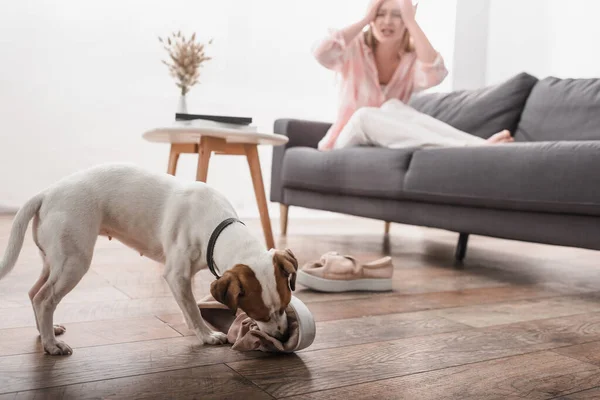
0, 163, 298, 355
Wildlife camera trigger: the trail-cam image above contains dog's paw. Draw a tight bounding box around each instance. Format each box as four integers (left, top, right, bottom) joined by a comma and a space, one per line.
54, 325, 66, 336
44, 340, 73, 356
201, 331, 228, 345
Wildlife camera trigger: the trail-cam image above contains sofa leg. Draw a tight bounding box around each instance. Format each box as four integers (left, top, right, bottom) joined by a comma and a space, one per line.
384, 221, 391, 235
280, 204, 289, 236
455, 233, 469, 262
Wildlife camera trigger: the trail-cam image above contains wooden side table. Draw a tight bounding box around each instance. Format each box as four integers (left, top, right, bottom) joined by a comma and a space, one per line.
142, 121, 288, 250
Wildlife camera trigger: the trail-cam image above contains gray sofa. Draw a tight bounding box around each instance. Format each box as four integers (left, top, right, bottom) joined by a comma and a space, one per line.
270, 72, 600, 260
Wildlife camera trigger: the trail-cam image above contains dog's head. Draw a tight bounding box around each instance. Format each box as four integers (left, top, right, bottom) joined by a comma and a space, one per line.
210, 248, 298, 340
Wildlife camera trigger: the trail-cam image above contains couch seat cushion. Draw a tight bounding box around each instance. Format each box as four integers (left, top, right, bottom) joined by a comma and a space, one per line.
514, 76, 600, 142
404, 141, 600, 216
282, 147, 415, 199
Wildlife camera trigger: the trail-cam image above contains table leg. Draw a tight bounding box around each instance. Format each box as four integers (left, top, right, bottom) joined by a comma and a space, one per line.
167, 145, 180, 176
244, 144, 275, 250
280, 204, 289, 236
196, 137, 212, 182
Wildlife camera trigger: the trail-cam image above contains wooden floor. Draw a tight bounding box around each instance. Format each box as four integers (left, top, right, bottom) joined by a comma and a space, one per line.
2, 214, 600, 399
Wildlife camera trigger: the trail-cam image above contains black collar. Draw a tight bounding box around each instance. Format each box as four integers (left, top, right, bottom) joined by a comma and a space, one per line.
206, 217, 246, 279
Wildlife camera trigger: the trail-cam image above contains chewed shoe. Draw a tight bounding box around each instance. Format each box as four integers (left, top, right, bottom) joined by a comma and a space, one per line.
197, 294, 316, 353
297, 251, 393, 292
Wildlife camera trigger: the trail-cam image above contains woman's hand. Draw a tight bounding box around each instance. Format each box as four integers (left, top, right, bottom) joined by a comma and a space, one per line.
313, 0, 388, 69
397, 0, 417, 26
363, 0, 386, 26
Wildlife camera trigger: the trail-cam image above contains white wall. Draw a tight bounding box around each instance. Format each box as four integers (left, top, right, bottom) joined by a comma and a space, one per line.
0, 0, 455, 217
487, 0, 600, 85
452, 0, 490, 90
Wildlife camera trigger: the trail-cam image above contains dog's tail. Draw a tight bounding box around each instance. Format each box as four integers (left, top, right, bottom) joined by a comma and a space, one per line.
0, 194, 44, 280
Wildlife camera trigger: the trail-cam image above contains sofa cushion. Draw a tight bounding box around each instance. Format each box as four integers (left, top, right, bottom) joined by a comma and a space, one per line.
514, 77, 600, 142
403, 141, 600, 216
281, 147, 415, 200
408, 72, 538, 139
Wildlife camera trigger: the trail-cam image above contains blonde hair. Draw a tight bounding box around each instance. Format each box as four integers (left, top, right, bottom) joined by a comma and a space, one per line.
364, 25, 414, 53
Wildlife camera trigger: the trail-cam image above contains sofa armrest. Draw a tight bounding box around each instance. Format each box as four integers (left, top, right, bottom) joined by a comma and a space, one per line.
270, 118, 332, 203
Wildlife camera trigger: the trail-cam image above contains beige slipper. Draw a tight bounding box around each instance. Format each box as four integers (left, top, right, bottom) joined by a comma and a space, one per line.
297, 251, 393, 292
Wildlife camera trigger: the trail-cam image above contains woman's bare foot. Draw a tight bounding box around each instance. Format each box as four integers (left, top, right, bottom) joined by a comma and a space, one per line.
485, 130, 513, 144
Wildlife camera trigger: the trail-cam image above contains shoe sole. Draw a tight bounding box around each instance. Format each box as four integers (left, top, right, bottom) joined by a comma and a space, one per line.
296, 270, 393, 292
287, 296, 317, 352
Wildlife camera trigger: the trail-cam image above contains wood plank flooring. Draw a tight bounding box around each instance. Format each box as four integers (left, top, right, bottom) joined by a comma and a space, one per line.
1, 214, 600, 399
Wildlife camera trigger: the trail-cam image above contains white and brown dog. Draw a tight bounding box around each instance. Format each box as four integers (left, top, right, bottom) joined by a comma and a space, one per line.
0, 163, 298, 355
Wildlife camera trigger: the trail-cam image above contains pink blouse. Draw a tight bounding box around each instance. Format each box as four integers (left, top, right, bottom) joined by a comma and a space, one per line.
312, 29, 449, 150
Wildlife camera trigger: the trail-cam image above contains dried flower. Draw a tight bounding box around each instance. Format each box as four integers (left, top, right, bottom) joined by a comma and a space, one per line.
158, 31, 212, 96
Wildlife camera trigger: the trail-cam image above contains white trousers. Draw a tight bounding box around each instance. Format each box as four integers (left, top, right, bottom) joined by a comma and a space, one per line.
333, 99, 486, 150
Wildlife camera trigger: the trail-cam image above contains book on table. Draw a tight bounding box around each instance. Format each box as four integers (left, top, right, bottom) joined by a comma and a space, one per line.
175, 113, 252, 126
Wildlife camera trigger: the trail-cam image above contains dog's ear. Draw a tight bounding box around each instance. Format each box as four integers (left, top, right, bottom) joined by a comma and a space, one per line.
273, 248, 299, 291
210, 272, 243, 313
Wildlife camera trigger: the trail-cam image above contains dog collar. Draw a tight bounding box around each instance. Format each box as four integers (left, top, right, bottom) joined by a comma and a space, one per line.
206, 217, 246, 279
